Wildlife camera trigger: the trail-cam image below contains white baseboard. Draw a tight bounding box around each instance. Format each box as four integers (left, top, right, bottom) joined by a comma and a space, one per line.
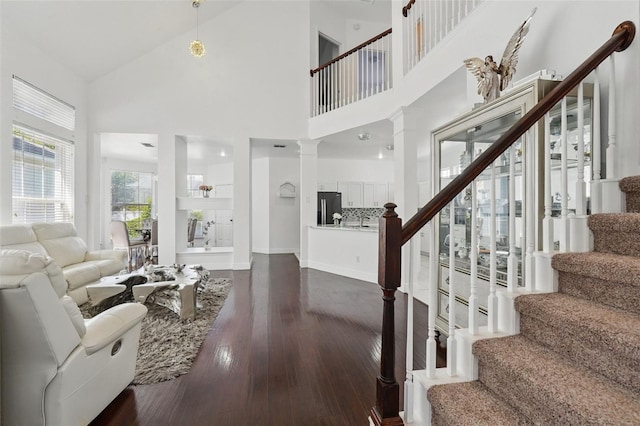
307, 260, 377, 283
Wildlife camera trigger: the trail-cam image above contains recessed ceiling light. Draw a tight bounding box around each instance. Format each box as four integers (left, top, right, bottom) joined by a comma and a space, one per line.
378, 152, 384, 159
220, 150, 226, 157
141, 142, 154, 148
386, 144, 394, 150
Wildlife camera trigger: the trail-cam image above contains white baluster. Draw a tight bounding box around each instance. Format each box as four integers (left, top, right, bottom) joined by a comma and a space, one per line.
469, 180, 479, 334
404, 237, 416, 423
607, 55, 617, 179
592, 69, 602, 213
447, 200, 457, 376
427, 219, 438, 378
525, 129, 535, 291
488, 159, 498, 333
507, 144, 517, 292
576, 83, 586, 215
560, 97, 570, 252
542, 112, 554, 252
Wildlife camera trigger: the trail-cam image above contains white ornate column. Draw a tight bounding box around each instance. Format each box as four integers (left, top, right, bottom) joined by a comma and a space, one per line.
298, 139, 320, 268
157, 134, 183, 266
389, 107, 420, 291
233, 136, 252, 269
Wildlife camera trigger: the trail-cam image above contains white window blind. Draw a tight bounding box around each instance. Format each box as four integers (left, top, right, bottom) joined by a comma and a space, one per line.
12, 125, 74, 223
12, 75, 76, 130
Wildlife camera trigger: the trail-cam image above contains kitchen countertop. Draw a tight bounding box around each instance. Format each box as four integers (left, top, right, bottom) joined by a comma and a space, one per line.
312, 224, 379, 233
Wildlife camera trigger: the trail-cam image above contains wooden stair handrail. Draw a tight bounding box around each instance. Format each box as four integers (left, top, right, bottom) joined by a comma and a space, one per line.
371, 20, 635, 426
402, 0, 416, 17
401, 20, 636, 246
310, 28, 392, 76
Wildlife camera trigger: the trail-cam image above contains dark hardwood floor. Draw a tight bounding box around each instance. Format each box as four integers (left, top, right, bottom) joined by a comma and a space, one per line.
91, 253, 440, 426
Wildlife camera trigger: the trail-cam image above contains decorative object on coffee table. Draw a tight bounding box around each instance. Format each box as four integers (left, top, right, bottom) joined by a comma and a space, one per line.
133, 264, 208, 320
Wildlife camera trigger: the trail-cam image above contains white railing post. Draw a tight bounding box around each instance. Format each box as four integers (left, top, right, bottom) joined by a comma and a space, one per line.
447, 200, 457, 377
507, 145, 517, 292
543, 112, 554, 253
404, 237, 417, 424
592, 69, 602, 213
426, 219, 438, 378
525, 129, 535, 291
576, 83, 586, 216
607, 55, 617, 179
560, 97, 570, 252
469, 180, 479, 334
488, 159, 498, 332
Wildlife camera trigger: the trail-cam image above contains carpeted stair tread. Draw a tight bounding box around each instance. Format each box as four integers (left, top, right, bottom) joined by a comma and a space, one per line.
473, 335, 640, 425
619, 176, 640, 192
552, 251, 640, 287
428, 381, 532, 426
620, 176, 640, 212
588, 212, 640, 232
515, 293, 640, 391
588, 213, 640, 256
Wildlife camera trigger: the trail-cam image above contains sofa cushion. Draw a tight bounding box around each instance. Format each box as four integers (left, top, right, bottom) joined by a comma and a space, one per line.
87, 259, 125, 277
62, 263, 101, 291
0, 250, 69, 297
32, 223, 87, 268
0, 224, 48, 256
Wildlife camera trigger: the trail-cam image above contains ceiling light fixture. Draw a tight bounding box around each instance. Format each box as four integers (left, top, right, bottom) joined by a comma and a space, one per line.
357, 131, 371, 141
190, 0, 206, 58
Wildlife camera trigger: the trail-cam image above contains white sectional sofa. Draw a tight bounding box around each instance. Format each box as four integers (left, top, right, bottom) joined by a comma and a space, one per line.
0, 222, 126, 304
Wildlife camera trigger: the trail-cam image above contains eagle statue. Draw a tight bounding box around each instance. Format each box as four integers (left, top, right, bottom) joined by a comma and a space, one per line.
464, 8, 537, 103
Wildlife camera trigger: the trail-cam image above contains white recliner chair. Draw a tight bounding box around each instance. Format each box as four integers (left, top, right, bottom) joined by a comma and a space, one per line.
0, 249, 148, 426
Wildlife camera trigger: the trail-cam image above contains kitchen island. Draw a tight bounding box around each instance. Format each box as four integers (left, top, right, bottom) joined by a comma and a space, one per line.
307, 224, 379, 283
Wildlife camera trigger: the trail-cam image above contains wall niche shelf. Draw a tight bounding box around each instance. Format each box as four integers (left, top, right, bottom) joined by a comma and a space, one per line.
176, 197, 233, 210
278, 182, 296, 198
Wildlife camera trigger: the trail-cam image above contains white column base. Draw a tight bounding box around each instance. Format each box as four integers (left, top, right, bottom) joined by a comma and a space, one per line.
455, 326, 510, 381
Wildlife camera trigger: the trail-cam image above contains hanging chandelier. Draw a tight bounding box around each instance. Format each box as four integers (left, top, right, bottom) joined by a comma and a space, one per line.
190, 0, 206, 58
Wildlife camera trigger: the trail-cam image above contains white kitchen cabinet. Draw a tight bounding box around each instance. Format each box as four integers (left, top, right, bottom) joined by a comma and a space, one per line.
338, 181, 363, 208
317, 181, 338, 192
363, 183, 389, 207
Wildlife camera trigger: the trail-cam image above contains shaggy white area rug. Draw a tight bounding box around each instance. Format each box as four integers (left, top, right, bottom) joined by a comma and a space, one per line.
80, 277, 232, 385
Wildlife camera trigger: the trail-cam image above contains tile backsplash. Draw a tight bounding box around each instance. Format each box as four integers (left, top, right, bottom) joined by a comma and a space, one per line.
342, 208, 385, 223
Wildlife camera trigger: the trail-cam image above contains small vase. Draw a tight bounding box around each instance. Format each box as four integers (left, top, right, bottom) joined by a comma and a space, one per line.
203, 190, 210, 198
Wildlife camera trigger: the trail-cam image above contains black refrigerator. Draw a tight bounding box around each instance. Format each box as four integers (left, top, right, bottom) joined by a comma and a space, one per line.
317, 192, 342, 225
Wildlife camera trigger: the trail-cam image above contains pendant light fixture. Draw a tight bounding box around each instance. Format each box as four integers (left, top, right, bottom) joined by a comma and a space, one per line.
190, 0, 206, 58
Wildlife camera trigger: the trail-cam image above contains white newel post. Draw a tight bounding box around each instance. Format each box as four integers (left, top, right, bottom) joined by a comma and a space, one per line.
298, 139, 320, 268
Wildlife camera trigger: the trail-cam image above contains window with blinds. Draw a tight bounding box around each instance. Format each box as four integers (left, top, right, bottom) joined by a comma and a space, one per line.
12, 75, 76, 130
12, 125, 75, 223
12, 75, 76, 224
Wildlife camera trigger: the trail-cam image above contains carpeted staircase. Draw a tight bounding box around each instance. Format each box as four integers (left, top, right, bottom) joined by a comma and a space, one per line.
427, 176, 640, 425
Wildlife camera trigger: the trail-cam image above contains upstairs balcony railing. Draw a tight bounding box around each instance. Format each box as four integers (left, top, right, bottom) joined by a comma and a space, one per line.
403, 0, 483, 74
371, 20, 636, 426
310, 29, 392, 117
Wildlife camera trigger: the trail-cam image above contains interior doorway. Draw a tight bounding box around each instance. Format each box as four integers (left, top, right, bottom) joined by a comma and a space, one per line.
318, 33, 340, 108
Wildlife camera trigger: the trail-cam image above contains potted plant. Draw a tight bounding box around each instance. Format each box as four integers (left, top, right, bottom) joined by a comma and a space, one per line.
199, 185, 213, 198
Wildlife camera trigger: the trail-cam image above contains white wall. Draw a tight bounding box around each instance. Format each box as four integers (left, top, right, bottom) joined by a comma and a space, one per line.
252, 156, 300, 254
0, 16, 90, 239
206, 161, 233, 186
318, 158, 394, 182
252, 157, 269, 253
269, 157, 300, 253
